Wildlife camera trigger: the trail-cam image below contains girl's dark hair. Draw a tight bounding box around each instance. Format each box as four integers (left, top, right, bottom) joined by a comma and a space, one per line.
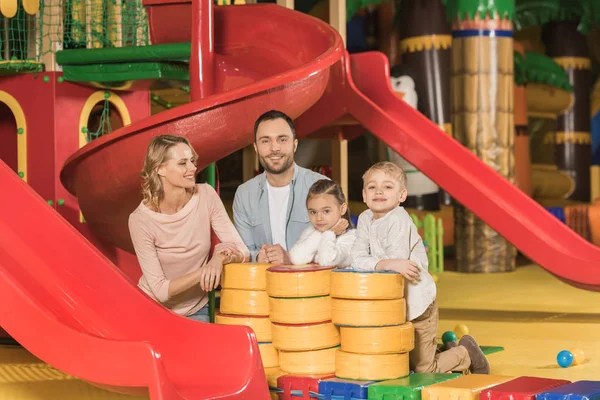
307, 179, 353, 228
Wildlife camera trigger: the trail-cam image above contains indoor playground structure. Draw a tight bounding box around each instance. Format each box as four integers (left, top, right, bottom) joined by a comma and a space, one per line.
1, 0, 600, 398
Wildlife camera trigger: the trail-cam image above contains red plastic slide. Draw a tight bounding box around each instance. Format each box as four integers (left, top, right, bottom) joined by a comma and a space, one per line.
1, 4, 344, 400
343, 52, 600, 290
0, 160, 269, 399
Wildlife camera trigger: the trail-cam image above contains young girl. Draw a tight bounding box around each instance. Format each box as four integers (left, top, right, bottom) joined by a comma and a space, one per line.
289, 179, 356, 267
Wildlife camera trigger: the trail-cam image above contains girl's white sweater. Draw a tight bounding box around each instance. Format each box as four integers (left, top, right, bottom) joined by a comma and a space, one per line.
288, 226, 356, 268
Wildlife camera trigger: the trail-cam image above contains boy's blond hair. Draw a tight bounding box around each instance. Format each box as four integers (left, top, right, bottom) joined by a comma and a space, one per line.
362, 161, 407, 189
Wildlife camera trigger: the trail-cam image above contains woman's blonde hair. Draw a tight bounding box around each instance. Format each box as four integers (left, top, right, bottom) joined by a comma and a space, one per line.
140, 135, 199, 211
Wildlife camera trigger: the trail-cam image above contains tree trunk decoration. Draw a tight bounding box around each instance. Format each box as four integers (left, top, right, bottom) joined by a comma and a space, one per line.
396, 0, 452, 208
542, 21, 592, 202
447, 0, 517, 273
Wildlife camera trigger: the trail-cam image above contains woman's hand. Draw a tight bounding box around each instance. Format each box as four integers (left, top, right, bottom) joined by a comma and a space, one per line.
214, 242, 244, 263
199, 254, 226, 292
330, 218, 349, 236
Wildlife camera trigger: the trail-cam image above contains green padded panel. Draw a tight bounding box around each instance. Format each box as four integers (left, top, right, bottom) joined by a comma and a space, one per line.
56, 42, 191, 65
61, 62, 189, 83
368, 373, 463, 400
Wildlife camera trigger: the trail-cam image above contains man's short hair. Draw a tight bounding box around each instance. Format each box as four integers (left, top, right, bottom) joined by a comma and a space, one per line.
362, 161, 408, 189
254, 110, 296, 141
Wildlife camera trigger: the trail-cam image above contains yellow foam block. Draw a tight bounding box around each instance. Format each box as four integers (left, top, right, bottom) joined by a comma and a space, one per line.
335, 350, 409, 381
259, 343, 279, 368
220, 289, 269, 316
215, 313, 272, 342
332, 298, 406, 326
340, 323, 414, 354
422, 374, 516, 400
330, 270, 404, 299
266, 265, 333, 297
271, 321, 340, 351
222, 263, 272, 290
270, 296, 332, 324
264, 367, 286, 388
279, 346, 337, 375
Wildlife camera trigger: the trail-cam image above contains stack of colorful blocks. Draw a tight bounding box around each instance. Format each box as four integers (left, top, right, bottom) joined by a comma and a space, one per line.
216, 263, 279, 376
330, 269, 414, 381
265, 265, 338, 398
216, 263, 600, 400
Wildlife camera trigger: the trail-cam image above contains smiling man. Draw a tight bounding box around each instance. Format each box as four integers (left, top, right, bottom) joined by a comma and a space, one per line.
233, 110, 327, 263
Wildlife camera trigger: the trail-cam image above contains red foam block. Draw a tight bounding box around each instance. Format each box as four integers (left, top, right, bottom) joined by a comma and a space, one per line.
481, 376, 572, 400
277, 375, 336, 400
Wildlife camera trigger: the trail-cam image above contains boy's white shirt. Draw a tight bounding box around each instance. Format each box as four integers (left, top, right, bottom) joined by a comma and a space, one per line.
351, 206, 436, 321
289, 226, 356, 268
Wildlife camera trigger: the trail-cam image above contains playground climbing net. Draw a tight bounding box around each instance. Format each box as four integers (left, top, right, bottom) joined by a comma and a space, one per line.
0, 0, 150, 72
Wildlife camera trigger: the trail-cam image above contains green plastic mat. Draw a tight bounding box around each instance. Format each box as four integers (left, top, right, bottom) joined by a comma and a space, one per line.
62, 61, 189, 83
480, 345, 505, 355
56, 42, 191, 66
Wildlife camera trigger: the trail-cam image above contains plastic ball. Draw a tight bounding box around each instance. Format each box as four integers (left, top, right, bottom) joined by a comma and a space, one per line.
556, 350, 574, 368
454, 324, 469, 339
442, 331, 457, 344
570, 348, 585, 365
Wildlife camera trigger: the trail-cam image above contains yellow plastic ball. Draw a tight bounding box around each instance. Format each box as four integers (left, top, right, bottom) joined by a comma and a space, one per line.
454, 324, 469, 339
570, 348, 586, 365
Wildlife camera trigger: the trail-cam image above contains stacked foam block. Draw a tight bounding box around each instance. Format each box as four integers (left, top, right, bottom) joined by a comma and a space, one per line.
265, 265, 340, 377
216, 263, 280, 373
330, 269, 415, 381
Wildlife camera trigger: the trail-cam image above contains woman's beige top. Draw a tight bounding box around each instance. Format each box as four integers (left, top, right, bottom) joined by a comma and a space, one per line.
129, 184, 249, 316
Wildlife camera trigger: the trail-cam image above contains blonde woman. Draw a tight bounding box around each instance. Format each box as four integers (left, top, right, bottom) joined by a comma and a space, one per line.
128, 135, 249, 322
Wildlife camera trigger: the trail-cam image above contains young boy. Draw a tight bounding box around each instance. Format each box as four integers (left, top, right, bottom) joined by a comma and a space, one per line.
351, 161, 490, 375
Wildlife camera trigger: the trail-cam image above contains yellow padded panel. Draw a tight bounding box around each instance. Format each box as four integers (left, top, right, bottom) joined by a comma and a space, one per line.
270, 296, 332, 324
279, 346, 337, 375
332, 298, 406, 326
220, 289, 270, 316
330, 270, 405, 299
259, 343, 279, 368
215, 313, 272, 342
335, 350, 410, 381
340, 323, 414, 354
271, 321, 340, 351
222, 263, 272, 290
422, 374, 516, 400
266, 265, 334, 297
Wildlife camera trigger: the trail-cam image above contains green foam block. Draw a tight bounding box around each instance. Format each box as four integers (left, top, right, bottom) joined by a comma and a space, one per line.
368, 373, 463, 400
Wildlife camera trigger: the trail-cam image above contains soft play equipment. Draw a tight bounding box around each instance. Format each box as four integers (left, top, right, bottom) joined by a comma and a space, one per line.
3, 1, 600, 399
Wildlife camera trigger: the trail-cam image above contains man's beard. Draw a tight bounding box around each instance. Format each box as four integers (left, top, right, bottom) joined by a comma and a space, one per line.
259, 154, 294, 175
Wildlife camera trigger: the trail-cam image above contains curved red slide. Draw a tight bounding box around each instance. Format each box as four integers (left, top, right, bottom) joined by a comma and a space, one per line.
0, 4, 344, 400
60, 3, 344, 253
342, 52, 600, 290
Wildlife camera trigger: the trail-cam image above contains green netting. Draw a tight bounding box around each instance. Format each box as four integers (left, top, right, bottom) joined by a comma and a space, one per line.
0, 0, 150, 72
83, 92, 113, 142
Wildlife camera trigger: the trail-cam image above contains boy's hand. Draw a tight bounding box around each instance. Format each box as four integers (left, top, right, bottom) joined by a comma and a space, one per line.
377, 259, 420, 282
331, 219, 349, 236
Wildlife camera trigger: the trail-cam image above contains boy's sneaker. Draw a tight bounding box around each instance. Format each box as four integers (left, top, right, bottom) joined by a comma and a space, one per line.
459, 335, 490, 374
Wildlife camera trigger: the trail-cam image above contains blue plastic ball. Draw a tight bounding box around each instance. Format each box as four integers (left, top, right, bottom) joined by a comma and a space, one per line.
557, 350, 574, 368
